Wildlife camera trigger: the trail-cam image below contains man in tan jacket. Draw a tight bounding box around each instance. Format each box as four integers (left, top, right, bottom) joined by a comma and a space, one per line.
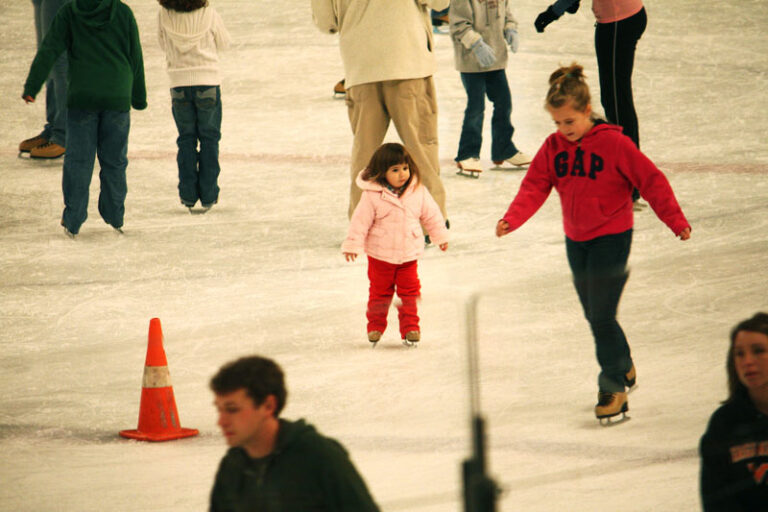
311, 0, 449, 222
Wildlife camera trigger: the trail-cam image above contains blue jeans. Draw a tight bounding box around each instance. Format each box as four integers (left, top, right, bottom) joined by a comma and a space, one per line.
61, 109, 130, 234
32, 0, 69, 146
455, 70, 519, 163
171, 86, 222, 206
565, 229, 633, 392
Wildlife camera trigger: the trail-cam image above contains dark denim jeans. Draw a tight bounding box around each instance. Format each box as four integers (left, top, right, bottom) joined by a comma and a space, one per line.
61, 109, 130, 234
171, 85, 222, 207
32, 0, 69, 146
565, 229, 633, 392
455, 69, 519, 163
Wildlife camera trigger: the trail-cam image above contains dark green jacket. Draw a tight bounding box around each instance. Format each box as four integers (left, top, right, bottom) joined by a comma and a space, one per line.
210, 419, 380, 512
23, 0, 146, 111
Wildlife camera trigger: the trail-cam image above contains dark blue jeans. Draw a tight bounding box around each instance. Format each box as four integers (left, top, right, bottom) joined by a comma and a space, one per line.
32, 0, 69, 146
61, 109, 130, 234
171, 85, 222, 207
455, 70, 519, 163
565, 229, 633, 392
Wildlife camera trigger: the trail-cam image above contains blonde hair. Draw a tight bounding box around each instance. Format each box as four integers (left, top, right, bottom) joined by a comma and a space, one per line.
545, 63, 591, 112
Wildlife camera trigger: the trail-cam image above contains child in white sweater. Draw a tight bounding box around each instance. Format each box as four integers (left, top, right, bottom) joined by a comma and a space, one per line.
158, 0, 231, 212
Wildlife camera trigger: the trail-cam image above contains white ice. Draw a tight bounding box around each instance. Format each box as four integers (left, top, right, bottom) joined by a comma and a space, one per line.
1, 1, 767, 511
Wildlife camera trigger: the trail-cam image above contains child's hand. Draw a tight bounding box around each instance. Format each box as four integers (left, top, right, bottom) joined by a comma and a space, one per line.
439, 242, 448, 251
678, 227, 691, 241
496, 220, 511, 237
22, 95, 34, 104
344, 252, 357, 262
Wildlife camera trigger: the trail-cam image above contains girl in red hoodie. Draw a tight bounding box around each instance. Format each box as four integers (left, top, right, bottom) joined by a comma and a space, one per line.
496, 63, 691, 422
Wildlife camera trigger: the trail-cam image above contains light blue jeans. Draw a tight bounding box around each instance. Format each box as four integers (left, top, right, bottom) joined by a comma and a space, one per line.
32, 0, 69, 146
61, 109, 130, 234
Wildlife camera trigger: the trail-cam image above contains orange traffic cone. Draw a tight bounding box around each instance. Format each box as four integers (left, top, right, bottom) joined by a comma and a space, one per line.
120, 318, 199, 442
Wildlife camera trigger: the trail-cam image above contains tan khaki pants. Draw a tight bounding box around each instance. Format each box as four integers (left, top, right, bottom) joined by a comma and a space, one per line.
345, 77, 447, 219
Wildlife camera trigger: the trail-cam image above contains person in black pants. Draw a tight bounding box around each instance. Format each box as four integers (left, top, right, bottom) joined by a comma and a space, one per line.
594, 7, 646, 149
535, 0, 647, 204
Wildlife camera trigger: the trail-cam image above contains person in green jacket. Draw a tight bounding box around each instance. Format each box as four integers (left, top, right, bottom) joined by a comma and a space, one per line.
210, 355, 380, 512
22, 0, 146, 237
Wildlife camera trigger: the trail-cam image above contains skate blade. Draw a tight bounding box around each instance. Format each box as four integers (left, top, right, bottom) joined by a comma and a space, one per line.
626, 383, 639, 395
598, 412, 630, 426
402, 340, 418, 348
456, 168, 481, 179
188, 207, 210, 215
370, 341, 377, 348
489, 164, 527, 171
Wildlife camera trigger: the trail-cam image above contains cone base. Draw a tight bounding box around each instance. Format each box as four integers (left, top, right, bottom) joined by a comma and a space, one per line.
119, 427, 199, 442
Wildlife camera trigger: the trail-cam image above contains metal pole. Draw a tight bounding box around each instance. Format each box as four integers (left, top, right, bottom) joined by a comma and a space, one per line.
462, 293, 498, 512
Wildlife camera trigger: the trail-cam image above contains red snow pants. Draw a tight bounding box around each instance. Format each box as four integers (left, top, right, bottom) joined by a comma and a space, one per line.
366, 256, 420, 338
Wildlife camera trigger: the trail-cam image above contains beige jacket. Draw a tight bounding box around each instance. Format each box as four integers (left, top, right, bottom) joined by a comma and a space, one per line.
311, 0, 449, 88
449, 0, 518, 74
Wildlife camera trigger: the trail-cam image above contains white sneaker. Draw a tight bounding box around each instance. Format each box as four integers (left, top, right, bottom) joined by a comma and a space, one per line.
494, 151, 532, 168
457, 158, 483, 172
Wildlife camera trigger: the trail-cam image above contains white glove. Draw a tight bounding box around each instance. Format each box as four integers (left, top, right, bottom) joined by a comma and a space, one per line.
471, 39, 497, 68
504, 28, 519, 53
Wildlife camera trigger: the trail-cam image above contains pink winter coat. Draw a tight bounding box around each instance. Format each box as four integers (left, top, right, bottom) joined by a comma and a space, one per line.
342, 171, 448, 265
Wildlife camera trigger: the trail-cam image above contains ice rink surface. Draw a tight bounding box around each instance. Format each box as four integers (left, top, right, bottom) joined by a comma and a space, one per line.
1, 0, 767, 510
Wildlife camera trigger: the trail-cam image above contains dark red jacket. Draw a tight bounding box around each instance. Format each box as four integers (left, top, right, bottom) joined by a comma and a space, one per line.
502, 123, 690, 241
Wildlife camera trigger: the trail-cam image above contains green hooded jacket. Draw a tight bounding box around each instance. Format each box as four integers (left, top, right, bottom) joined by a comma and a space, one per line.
23, 0, 146, 111
210, 419, 380, 512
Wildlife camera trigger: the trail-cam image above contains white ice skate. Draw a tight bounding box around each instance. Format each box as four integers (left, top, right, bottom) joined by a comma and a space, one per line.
492, 151, 532, 169
456, 158, 483, 178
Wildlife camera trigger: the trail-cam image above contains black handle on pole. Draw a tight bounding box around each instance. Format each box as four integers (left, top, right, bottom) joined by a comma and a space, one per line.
462, 294, 499, 512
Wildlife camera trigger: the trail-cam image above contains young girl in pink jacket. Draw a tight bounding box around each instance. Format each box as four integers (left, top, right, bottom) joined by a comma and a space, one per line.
343, 143, 449, 347
496, 64, 691, 423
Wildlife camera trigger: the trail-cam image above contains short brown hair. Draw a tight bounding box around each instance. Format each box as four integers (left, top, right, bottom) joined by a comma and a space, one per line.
360, 142, 420, 188
158, 0, 207, 12
210, 356, 287, 417
545, 63, 591, 112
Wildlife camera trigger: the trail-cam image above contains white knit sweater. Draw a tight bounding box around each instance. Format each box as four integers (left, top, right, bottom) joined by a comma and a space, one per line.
158, 5, 231, 88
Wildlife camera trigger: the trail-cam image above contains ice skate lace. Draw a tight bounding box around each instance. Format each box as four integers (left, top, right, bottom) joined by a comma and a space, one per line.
597, 392, 615, 406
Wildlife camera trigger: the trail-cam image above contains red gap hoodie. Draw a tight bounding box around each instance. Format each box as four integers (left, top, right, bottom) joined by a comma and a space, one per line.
502, 122, 690, 242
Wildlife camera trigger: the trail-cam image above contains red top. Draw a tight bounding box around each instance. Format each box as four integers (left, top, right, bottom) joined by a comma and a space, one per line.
502, 123, 690, 242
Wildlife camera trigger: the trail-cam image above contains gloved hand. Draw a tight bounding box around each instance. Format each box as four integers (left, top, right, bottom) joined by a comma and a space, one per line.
504, 28, 519, 53
534, 6, 560, 33
471, 39, 496, 68
565, 0, 580, 14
